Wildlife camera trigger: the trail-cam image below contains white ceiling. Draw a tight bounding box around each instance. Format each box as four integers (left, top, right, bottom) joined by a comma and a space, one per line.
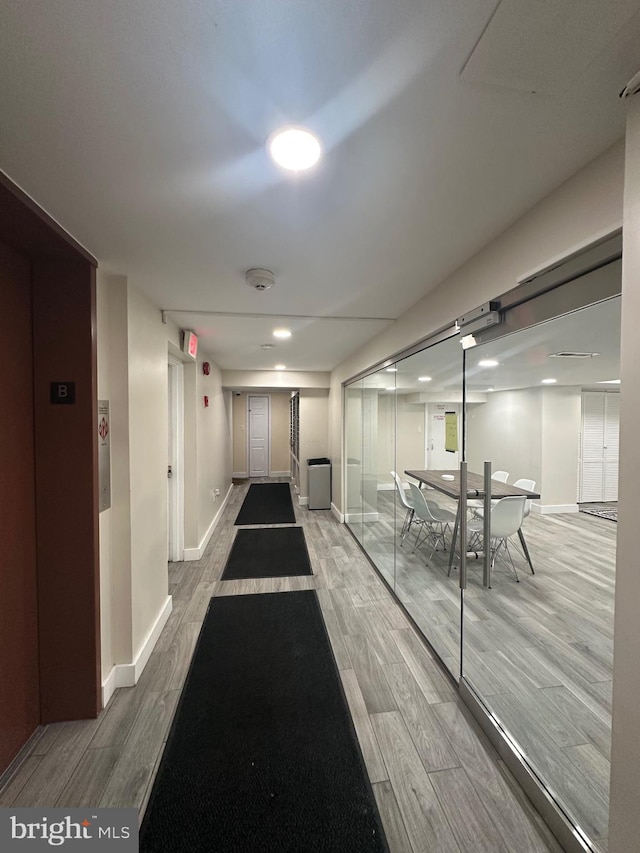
1, 1, 638, 376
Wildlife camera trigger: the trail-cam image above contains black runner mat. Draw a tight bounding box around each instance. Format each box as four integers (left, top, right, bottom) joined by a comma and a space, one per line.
140, 591, 388, 853
221, 527, 313, 580
235, 482, 296, 525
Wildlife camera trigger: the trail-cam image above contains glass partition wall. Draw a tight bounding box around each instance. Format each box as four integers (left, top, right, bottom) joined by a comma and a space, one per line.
344, 291, 620, 853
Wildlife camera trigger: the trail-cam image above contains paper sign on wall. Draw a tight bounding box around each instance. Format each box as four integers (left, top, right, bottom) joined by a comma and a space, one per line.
445, 411, 458, 453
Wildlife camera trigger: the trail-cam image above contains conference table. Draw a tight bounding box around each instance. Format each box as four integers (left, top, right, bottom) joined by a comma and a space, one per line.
404, 468, 540, 587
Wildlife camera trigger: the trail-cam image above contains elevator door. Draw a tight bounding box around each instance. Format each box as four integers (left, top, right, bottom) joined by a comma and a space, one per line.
0, 241, 40, 771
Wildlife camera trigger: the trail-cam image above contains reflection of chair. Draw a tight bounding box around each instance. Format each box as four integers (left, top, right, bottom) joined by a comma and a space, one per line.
409, 482, 456, 561
468, 496, 527, 582
391, 471, 415, 542
468, 470, 509, 515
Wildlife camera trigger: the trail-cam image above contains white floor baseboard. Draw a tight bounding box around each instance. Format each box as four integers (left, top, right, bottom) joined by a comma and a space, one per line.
184, 483, 234, 560
331, 502, 345, 523
101, 594, 173, 708
534, 503, 579, 515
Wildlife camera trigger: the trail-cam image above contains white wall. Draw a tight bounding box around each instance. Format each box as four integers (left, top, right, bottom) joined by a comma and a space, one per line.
330, 141, 624, 510
96, 272, 113, 678
609, 93, 640, 853
541, 386, 581, 510
298, 389, 329, 500
97, 275, 233, 700
195, 354, 233, 551
467, 389, 543, 498
222, 369, 330, 389
126, 282, 178, 656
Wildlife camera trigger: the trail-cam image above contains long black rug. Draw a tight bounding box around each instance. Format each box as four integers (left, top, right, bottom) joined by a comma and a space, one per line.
221, 527, 313, 580
140, 591, 388, 853
235, 482, 296, 525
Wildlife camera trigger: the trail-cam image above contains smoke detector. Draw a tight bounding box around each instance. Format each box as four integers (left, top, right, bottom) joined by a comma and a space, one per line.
245, 268, 275, 291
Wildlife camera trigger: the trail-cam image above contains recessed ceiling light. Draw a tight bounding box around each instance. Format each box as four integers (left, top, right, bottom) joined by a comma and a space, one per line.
478, 359, 499, 368
273, 329, 291, 339
386, 367, 397, 372
418, 376, 432, 382
275, 364, 286, 370
597, 379, 621, 384
268, 127, 322, 172
541, 378, 557, 384
549, 351, 600, 358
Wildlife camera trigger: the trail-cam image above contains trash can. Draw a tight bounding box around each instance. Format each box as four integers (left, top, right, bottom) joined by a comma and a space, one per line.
307, 457, 331, 510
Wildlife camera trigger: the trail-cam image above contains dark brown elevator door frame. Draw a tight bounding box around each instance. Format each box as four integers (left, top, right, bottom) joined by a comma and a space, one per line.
0, 241, 40, 771
0, 172, 101, 774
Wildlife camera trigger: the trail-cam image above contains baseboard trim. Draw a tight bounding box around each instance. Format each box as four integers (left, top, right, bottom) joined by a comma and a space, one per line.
270, 470, 291, 477
344, 511, 379, 523
331, 502, 344, 523
376, 482, 394, 491
534, 503, 579, 515
184, 483, 233, 560
101, 595, 173, 707
298, 495, 309, 506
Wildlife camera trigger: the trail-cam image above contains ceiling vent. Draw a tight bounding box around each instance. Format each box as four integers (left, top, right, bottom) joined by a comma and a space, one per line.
245, 268, 275, 291
548, 352, 600, 359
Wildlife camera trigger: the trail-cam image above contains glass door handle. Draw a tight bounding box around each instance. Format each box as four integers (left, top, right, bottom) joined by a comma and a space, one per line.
483, 461, 492, 588
459, 461, 467, 590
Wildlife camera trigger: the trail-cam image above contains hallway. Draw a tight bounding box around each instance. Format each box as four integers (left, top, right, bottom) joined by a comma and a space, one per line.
0, 480, 561, 851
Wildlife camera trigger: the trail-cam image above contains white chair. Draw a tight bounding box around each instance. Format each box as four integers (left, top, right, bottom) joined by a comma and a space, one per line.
512, 478, 536, 574
391, 471, 415, 542
475, 478, 535, 574
468, 470, 509, 515
408, 482, 457, 561
468, 495, 527, 582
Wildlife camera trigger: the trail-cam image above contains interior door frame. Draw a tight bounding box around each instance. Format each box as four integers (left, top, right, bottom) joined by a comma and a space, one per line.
247, 394, 271, 477
168, 355, 185, 561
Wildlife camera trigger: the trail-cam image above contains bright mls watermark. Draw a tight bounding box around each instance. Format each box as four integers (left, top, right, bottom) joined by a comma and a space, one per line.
0, 809, 138, 850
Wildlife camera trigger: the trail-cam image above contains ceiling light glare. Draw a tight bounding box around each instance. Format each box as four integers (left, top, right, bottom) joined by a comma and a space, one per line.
597, 379, 621, 384
275, 364, 286, 370
386, 386, 395, 391
418, 376, 432, 382
478, 359, 499, 368
268, 127, 322, 172
386, 367, 397, 372
541, 378, 557, 384
486, 387, 495, 392
273, 329, 291, 339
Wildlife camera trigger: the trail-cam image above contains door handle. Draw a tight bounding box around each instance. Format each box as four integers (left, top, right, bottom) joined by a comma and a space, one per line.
168, 465, 173, 479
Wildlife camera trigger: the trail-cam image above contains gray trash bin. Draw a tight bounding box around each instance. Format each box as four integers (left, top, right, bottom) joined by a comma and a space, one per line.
307, 457, 331, 510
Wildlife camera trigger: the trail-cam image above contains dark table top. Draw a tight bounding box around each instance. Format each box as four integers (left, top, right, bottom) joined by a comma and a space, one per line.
405, 469, 541, 501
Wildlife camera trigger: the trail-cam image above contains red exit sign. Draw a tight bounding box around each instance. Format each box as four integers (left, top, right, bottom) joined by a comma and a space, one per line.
182, 330, 198, 359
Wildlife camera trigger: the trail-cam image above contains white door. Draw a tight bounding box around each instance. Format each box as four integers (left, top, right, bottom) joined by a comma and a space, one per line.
426, 403, 460, 469
580, 391, 619, 502
249, 395, 269, 477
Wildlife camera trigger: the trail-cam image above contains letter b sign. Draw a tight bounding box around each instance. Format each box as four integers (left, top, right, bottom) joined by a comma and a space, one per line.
50, 381, 76, 405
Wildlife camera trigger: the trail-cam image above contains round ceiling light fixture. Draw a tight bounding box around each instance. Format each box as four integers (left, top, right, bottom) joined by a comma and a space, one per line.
245, 268, 275, 291
268, 127, 322, 172
273, 328, 291, 339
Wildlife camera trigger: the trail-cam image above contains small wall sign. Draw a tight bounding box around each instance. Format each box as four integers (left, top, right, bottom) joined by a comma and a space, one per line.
50, 381, 76, 405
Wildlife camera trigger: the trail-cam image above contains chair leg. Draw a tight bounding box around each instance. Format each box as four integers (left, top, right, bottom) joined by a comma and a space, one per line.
517, 528, 534, 574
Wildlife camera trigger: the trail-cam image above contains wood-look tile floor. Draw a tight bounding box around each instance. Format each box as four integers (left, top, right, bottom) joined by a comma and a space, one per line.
365, 489, 616, 852
0, 479, 563, 852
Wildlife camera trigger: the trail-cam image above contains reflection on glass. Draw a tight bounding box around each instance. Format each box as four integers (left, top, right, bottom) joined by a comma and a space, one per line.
344, 380, 364, 545
462, 296, 620, 851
